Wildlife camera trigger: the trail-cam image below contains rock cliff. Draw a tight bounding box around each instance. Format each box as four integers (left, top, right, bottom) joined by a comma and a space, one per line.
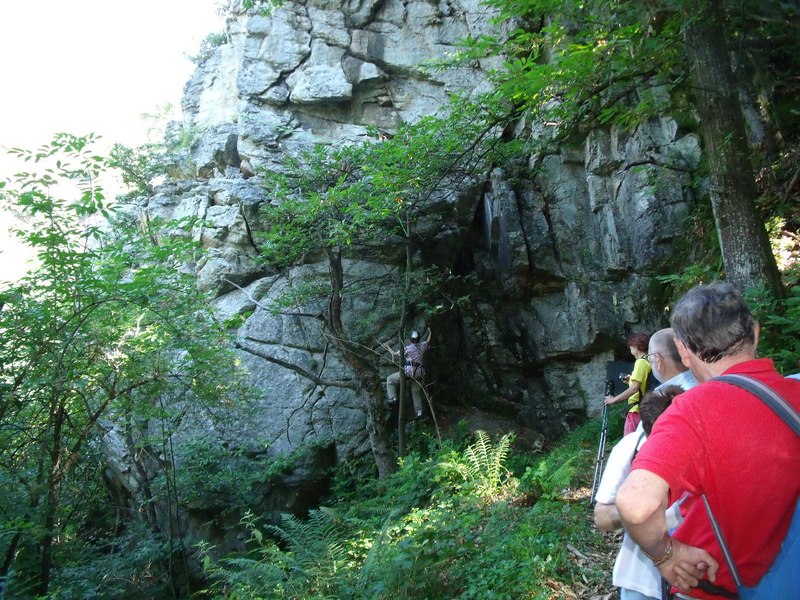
112, 0, 703, 546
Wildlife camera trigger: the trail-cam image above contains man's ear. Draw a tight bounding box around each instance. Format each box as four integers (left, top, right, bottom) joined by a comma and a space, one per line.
753, 321, 761, 351
675, 337, 693, 369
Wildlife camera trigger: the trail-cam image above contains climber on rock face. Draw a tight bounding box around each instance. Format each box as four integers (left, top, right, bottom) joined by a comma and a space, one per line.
385, 327, 432, 420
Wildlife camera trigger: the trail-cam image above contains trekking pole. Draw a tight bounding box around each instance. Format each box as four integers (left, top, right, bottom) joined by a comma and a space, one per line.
589, 378, 614, 508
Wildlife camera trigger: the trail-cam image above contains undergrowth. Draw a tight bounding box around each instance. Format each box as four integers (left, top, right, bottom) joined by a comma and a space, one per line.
198, 420, 622, 599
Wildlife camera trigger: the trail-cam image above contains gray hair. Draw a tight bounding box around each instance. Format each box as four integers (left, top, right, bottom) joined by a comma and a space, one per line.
670, 282, 756, 363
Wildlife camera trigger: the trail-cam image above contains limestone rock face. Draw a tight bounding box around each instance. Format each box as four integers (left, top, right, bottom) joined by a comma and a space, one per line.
117, 0, 703, 547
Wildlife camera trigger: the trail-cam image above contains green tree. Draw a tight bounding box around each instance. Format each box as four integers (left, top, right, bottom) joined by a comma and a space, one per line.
0, 133, 246, 596
109, 103, 200, 195
251, 114, 495, 477
461, 0, 795, 294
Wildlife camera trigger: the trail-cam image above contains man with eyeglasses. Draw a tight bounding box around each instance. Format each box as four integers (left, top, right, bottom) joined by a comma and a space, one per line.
646, 328, 697, 393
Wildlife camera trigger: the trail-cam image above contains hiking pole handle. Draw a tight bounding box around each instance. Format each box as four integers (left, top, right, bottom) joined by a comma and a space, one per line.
604, 377, 614, 399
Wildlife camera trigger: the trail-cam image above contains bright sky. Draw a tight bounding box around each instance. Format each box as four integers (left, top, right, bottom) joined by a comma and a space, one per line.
0, 0, 224, 283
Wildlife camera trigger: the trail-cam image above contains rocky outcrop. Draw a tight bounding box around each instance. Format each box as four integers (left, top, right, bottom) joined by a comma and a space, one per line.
111, 0, 703, 547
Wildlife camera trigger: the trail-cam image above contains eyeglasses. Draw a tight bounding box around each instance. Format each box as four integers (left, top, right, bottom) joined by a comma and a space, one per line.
643, 352, 660, 362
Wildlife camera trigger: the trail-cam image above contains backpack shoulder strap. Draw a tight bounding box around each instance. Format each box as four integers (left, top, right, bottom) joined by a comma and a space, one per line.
713, 374, 800, 436
703, 374, 800, 589
702, 493, 743, 588
631, 430, 647, 461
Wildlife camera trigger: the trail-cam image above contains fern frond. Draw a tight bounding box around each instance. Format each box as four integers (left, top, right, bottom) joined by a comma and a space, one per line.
267, 508, 350, 588
213, 555, 287, 598
354, 508, 403, 595
463, 430, 493, 478
451, 430, 514, 499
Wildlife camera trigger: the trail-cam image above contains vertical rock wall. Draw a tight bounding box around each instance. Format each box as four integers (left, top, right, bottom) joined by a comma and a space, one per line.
120, 0, 703, 537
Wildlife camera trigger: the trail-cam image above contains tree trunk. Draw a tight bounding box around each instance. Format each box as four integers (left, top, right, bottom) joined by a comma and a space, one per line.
37, 487, 56, 597
396, 238, 414, 456
37, 397, 66, 597
682, 0, 784, 296
326, 248, 397, 477
357, 374, 398, 478
1, 532, 21, 596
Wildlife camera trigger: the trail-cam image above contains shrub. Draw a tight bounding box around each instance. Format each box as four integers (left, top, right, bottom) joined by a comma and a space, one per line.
187, 32, 227, 65
199, 424, 613, 599
747, 283, 800, 374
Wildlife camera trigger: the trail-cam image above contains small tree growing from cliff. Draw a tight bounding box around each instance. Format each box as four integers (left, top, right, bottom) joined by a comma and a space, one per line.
0, 134, 247, 596
251, 110, 503, 477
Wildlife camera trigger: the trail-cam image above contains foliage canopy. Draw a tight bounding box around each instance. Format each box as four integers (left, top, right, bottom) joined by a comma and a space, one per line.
0, 134, 248, 596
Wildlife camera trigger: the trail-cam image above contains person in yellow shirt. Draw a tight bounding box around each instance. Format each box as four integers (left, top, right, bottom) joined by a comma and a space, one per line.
604, 332, 651, 435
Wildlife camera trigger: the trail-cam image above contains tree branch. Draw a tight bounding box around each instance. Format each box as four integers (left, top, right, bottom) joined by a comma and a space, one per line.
222, 277, 272, 312
235, 338, 357, 389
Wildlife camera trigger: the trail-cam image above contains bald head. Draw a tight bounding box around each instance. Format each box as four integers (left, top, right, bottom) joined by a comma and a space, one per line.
647, 328, 687, 382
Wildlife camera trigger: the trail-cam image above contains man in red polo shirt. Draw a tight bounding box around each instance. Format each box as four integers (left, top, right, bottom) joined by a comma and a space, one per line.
616, 282, 800, 599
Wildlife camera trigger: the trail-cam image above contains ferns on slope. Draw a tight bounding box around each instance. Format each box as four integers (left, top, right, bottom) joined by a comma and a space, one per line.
440, 430, 514, 500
